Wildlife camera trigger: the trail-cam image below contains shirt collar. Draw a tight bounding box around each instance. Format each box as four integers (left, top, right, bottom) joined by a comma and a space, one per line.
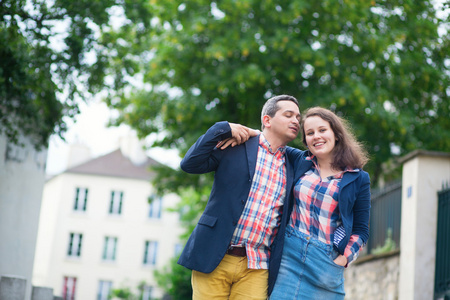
259, 134, 286, 155
306, 155, 360, 178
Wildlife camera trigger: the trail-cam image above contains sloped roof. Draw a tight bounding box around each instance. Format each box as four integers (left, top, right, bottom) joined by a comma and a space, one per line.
66, 149, 160, 180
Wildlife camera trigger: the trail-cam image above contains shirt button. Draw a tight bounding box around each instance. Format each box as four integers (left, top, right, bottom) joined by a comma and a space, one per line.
241, 199, 245, 204
233, 221, 237, 226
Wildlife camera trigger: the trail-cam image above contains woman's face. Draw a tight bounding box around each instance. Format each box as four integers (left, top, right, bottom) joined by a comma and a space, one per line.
303, 116, 336, 161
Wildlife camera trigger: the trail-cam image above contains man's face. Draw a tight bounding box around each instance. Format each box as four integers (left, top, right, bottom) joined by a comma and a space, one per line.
264, 100, 301, 143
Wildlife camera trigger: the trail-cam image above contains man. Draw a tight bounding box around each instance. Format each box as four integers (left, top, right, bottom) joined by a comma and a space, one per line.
178, 95, 301, 299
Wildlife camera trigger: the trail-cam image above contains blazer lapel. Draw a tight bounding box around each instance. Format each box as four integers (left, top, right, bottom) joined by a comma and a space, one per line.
340, 170, 360, 190
245, 135, 259, 179
285, 155, 294, 194
293, 158, 313, 184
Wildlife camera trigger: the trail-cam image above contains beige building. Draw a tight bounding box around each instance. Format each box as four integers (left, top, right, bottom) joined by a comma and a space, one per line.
33, 145, 183, 300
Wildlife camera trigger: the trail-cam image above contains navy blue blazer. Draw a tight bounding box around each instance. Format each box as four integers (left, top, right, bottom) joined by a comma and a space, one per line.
178, 121, 295, 295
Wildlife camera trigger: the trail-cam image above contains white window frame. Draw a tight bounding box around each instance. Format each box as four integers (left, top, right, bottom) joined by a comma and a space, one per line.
97, 280, 112, 300
109, 191, 123, 215
142, 285, 153, 300
67, 233, 83, 257
62, 276, 76, 300
102, 236, 117, 261
73, 187, 88, 212
174, 243, 183, 257
148, 195, 162, 219
143, 241, 158, 266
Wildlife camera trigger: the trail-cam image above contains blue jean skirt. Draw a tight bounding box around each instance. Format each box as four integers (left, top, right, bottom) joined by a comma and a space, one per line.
269, 226, 345, 300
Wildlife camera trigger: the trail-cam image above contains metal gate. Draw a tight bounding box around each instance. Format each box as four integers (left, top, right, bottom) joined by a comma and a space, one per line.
367, 181, 402, 254
434, 186, 450, 300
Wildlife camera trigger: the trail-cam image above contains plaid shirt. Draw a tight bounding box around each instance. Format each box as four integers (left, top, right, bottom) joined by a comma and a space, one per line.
230, 134, 286, 269
289, 157, 364, 264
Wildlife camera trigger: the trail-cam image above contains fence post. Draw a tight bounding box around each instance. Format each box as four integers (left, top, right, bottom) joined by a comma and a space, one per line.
398, 150, 450, 300
31, 286, 53, 300
0, 275, 27, 300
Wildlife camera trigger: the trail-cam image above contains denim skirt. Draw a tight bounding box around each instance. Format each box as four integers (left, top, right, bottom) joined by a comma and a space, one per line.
269, 227, 345, 300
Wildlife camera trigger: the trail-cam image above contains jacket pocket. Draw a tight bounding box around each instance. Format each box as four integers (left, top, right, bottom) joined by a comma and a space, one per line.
198, 214, 217, 227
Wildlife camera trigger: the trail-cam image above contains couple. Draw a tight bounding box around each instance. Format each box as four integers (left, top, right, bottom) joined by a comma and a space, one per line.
178, 95, 370, 299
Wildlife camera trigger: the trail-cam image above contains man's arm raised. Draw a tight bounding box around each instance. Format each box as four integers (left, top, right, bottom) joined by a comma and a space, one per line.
217, 123, 260, 149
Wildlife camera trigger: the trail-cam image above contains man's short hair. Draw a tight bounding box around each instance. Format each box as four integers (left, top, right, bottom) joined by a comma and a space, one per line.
261, 95, 299, 130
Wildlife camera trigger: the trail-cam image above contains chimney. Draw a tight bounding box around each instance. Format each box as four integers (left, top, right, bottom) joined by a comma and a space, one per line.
66, 143, 92, 169
119, 134, 147, 165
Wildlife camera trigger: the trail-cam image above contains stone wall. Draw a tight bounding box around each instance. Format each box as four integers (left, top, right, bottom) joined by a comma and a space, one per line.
0, 275, 61, 300
344, 250, 400, 300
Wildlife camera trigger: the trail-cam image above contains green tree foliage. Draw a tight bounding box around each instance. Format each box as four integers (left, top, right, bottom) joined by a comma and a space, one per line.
110, 281, 154, 300
154, 257, 193, 300
372, 227, 397, 255
0, 0, 151, 148
105, 1, 448, 295
108, 0, 449, 187
111, 286, 138, 300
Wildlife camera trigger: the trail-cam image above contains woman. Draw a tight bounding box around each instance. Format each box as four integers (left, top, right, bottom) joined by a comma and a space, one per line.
269, 107, 370, 299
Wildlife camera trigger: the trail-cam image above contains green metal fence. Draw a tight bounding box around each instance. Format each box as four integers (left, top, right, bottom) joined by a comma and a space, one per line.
434, 186, 450, 300
366, 181, 402, 255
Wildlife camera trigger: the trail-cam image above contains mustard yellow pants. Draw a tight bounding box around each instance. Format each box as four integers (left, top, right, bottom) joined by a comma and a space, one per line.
191, 254, 268, 300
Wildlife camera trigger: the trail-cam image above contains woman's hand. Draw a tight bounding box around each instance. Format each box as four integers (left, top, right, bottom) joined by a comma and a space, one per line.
333, 254, 348, 267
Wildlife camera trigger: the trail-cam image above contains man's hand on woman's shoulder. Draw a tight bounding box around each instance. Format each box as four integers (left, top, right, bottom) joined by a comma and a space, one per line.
216, 123, 259, 149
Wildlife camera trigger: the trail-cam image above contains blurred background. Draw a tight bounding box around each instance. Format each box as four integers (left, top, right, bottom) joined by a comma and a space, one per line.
0, 0, 449, 299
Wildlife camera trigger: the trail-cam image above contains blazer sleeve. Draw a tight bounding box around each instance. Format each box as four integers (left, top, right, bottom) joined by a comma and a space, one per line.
351, 171, 371, 244
180, 121, 233, 174
286, 146, 305, 170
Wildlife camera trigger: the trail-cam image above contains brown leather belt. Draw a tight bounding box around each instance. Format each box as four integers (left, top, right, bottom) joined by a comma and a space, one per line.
226, 246, 246, 257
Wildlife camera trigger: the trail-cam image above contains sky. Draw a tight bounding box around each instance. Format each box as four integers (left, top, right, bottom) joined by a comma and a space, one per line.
45, 98, 181, 175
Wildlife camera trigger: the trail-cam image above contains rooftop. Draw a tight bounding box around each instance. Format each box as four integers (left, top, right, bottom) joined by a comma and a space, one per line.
65, 149, 160, 180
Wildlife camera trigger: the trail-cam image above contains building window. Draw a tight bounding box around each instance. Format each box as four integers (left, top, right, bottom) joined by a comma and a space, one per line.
109, 191, 123, 215
97, 280, 112, 300
148, 195, 162, 219
73, 187, 88, 211
174, 243, 183, 256
141, 285, 153, 300
62, 276, 76, 300
143, 241, 158, 266
102, 236, 118, 261
179, 205, 189, 221
67, 233, 83, 257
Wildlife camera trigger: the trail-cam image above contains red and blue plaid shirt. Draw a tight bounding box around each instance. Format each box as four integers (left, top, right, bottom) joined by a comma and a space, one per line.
289, 156, 364, 264
230, 134, 286, 269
